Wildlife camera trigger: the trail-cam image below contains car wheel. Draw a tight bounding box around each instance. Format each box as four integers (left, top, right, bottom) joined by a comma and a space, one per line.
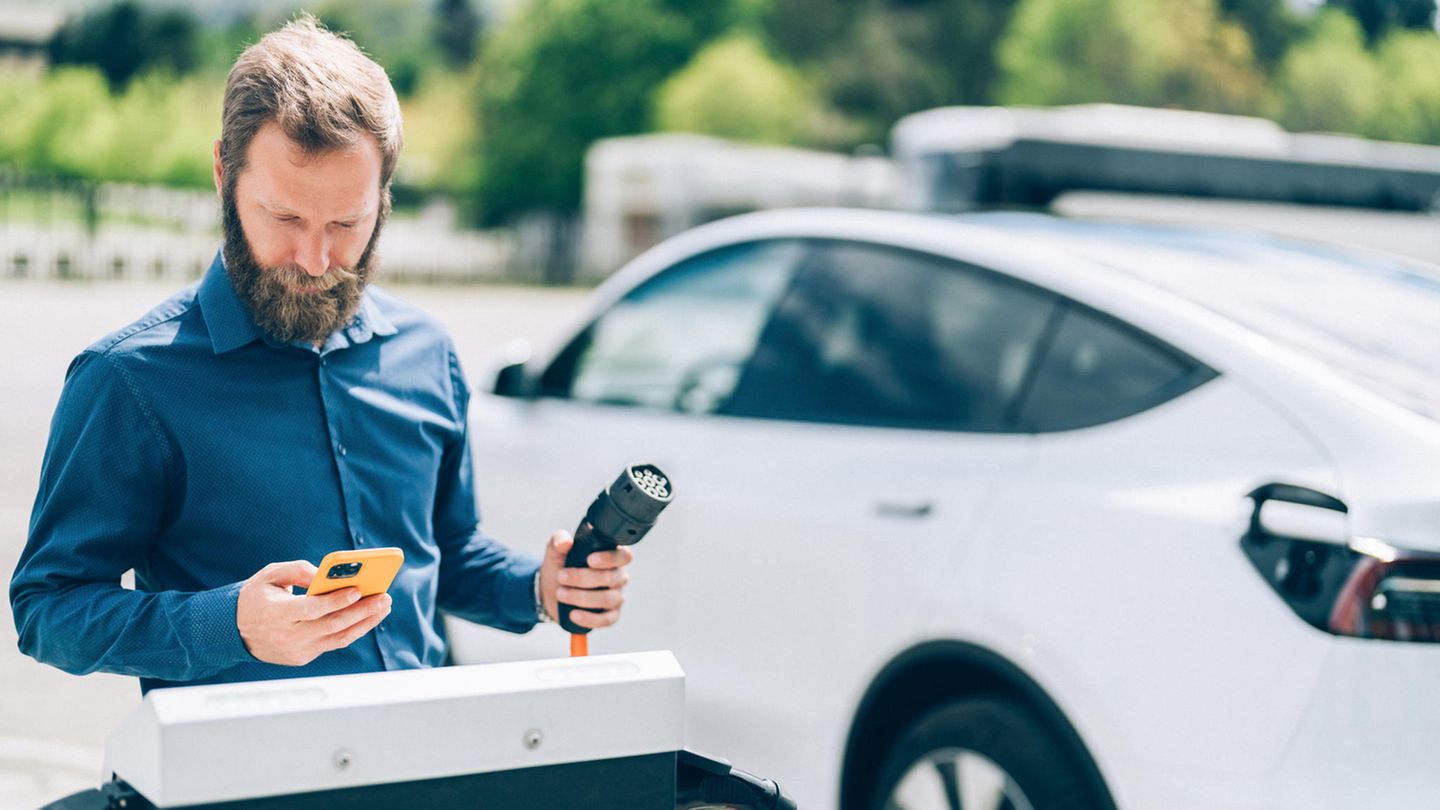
872, 697, 1102, 810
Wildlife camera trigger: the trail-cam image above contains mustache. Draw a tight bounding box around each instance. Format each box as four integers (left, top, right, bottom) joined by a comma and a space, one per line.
270, 263, 362, 291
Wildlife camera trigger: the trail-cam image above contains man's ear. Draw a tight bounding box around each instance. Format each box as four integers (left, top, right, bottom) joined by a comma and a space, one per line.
212, 139, 224, 201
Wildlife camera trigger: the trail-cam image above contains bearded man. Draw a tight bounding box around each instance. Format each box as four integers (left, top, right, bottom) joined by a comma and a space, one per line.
9, 16, 632, 693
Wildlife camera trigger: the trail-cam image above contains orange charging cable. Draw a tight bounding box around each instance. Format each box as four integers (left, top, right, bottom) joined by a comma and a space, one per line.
570, 633, 588, 657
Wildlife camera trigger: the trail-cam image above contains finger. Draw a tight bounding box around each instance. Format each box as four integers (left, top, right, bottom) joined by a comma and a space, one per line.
558, 567, 629, 590
585, 546, 634, 569
567, 608, 620, 629
312, 593, 390, 636
262, 560, 320, 589
544, 530, 573, 561
299, 587, 363, 621
557, 586, 624, 611
318, 601, 390, 651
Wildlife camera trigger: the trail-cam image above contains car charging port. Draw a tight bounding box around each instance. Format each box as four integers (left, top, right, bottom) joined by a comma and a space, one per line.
1242, 483, 1440, 643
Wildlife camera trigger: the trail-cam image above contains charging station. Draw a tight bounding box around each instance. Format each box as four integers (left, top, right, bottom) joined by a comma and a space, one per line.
42, 651, 794, 809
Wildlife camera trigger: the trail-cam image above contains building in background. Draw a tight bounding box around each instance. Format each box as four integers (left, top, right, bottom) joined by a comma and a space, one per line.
0, 6, 63, 75
891, 104, 1440, 264
583, 105, 1440, 278
580, 134, 897, 278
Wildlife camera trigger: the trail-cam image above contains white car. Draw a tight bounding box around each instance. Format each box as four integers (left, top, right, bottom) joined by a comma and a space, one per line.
448, 208, 1440, 810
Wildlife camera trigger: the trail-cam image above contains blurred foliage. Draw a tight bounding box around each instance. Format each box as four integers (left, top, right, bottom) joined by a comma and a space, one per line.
7, 0, 1440, 225
48, 1, 200, 90
655, 34, 846, 146
472, 0, 762, 224
763, 0, 1021, 145
1372, 29, 1440, 144
313, 0, 441, 96
1271, 8, 1440, 143
434, 0, 484, 68
0, 68, 218, 187
1270, 10, 1382, 134
996, 0, 1266, 114
1219, 0, 1305, 67
1326, 0, 1437, 44
397, 68, 485, 199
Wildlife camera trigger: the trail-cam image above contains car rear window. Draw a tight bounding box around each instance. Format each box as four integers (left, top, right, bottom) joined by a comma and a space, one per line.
1055, 228, 1440, 424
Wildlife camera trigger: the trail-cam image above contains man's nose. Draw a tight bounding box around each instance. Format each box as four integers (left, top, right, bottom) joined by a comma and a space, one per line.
296, 232, 331, 277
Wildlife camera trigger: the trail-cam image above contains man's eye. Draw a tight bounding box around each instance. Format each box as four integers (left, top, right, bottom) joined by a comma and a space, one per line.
336, 222, 356, 230
275, 215, 299, 224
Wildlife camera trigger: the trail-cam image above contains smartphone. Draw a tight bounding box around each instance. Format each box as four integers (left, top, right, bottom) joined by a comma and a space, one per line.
306, 547, 404, 597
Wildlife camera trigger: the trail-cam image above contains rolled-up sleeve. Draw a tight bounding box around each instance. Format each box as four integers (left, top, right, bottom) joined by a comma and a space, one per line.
10, 351, 252, 681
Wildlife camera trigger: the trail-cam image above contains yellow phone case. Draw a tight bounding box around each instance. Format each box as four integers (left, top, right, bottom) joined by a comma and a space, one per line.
307, 547, 404, 597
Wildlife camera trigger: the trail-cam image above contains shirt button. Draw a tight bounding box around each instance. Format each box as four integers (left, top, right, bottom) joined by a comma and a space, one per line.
337, 443, 347, 456
354, 533, 365, 546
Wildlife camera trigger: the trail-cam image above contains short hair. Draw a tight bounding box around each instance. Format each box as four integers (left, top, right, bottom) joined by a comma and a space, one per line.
219, 14, 403, 195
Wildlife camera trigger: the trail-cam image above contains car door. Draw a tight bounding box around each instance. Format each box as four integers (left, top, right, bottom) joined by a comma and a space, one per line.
458, 236, 1062, 805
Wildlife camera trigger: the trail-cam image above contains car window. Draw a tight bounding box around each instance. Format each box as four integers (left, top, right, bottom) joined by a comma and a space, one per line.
724, 241, 1059, 432
541, 240, 805, 413
1015, 304, 1214, 432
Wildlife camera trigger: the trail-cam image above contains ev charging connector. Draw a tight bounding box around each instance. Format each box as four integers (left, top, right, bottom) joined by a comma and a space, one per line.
561, 463, 673, 655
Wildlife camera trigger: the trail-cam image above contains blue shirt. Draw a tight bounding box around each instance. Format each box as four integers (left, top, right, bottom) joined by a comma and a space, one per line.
10, 252, 541, 693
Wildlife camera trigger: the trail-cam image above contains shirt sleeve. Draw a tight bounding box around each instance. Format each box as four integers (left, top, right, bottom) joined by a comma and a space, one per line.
9, 350, 253, 681
431, 348, 541, 633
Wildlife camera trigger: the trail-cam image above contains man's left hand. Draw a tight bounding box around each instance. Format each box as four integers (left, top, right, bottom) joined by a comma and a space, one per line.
537, 530, 633, 629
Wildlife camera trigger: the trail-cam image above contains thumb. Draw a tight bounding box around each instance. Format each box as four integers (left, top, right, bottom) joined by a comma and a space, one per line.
262, 560, 320, 590
543, 530, 574, 568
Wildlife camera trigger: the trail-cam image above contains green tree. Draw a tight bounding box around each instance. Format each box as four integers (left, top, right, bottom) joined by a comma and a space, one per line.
1219, 0, 1304, 67
655, 33, 837, 145
315, 0, 437, 96
1270, 10, 1383, 134
1372, 29, 1440, 143
0, 66, 218, 187
1326, 0, 1436, 46
434, 0, 482, 68
822, 9, 947, 144
996, 0, 1266, 114
398, 68, 485, 196
48, 1, 200, 90
923, 0, 1023, 106
764, 0, 861, 61
762, 1, 1021, 146
473, 0, 754, 224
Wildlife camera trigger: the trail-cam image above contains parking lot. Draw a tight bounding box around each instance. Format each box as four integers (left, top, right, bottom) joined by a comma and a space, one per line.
0, 277, 587, 807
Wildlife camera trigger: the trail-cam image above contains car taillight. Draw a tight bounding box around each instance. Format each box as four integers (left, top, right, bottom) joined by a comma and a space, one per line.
1242, 484, 1440, 643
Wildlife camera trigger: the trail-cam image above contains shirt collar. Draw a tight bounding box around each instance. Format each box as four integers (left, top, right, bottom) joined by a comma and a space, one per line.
197, 249, 397, 355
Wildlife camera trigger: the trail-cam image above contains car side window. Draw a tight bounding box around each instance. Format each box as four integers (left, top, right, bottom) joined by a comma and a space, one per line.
540, 240, 805, 413
723, 241, 1059, 432
1014, 305, 1216, 432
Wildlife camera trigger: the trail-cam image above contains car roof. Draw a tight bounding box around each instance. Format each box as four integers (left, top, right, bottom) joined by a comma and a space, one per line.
947, 209, 1439, 278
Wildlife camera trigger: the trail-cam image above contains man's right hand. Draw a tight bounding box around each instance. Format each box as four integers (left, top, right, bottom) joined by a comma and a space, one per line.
236, 560, 391, 666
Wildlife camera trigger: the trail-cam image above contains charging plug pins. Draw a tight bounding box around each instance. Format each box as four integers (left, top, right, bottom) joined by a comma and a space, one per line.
631, 466, 670, 500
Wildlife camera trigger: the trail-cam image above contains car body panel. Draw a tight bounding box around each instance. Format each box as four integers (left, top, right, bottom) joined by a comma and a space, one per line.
449, 208, 1440, 809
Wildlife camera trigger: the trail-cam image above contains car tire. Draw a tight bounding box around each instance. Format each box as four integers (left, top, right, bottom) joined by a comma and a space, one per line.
872, 697, 1104, 810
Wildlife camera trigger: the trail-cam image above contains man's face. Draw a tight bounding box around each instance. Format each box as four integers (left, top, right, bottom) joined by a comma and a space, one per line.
218, 121, 385, 345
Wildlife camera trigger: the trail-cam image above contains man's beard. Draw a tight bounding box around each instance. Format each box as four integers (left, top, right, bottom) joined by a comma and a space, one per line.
221, 185, 384, 346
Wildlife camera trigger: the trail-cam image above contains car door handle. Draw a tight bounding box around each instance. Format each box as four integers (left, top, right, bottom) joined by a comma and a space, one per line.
875, 500, 934, 519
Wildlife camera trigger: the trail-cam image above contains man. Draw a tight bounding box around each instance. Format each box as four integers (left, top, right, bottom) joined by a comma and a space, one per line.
9, 16, 632, 693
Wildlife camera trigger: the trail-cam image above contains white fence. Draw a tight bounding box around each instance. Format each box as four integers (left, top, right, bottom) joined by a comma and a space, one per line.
0, 177, 519, 283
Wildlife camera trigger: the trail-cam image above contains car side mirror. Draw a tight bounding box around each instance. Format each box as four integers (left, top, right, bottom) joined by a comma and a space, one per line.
493, 360, 531, 398
491, 339, 534, 398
